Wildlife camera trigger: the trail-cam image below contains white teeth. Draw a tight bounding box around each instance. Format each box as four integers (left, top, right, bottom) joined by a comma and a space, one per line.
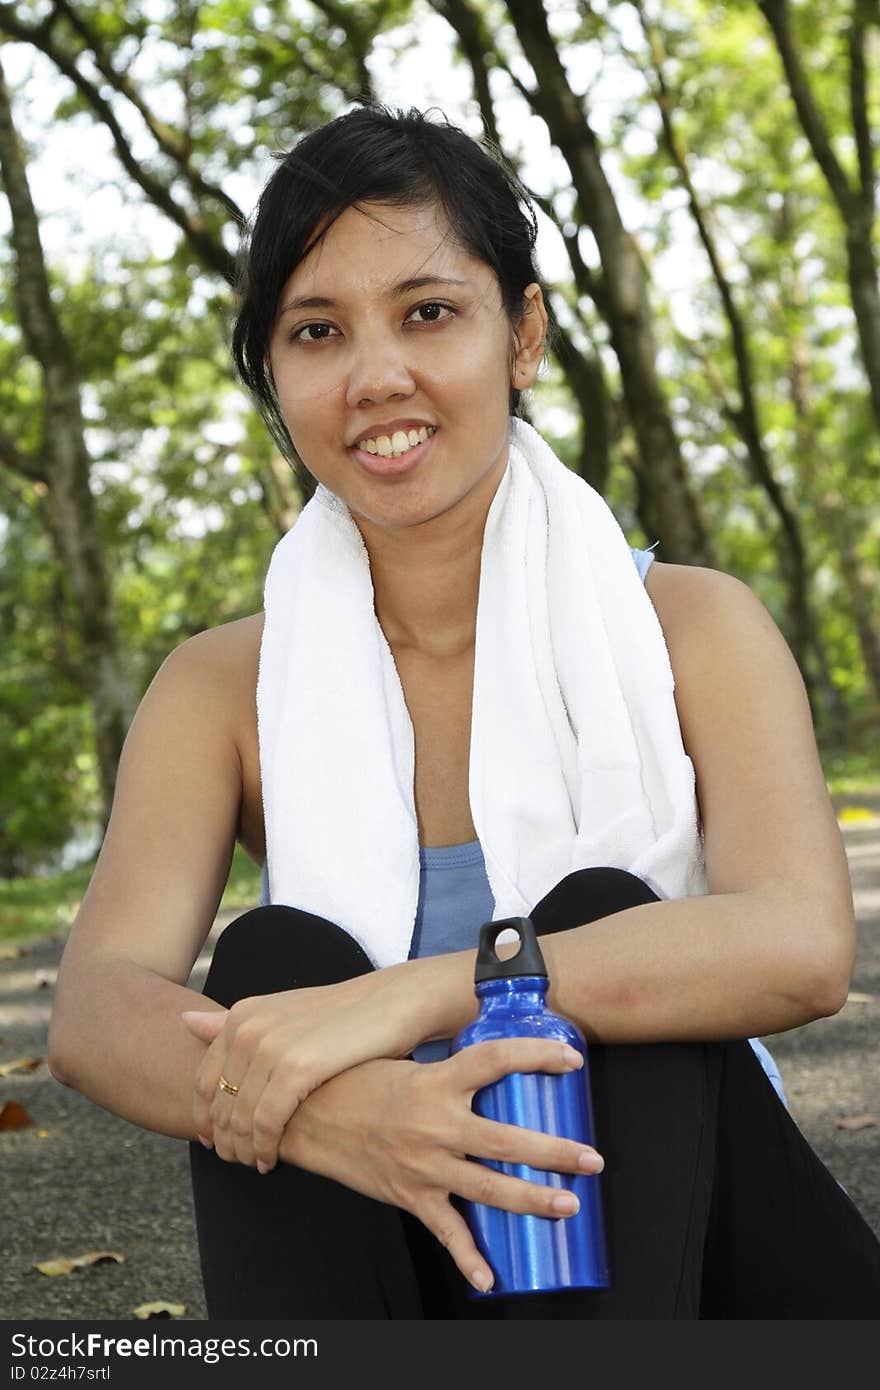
356, 425, 436, 457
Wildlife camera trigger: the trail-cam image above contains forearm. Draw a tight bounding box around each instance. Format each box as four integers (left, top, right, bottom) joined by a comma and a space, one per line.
411, 888, 853, 1047
48, 956, 223, 1141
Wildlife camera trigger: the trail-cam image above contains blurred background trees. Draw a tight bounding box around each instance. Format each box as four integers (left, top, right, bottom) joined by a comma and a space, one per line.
0, 0, 877, 879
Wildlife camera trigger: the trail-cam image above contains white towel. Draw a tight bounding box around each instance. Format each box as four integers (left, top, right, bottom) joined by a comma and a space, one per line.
257, 417, 707, 969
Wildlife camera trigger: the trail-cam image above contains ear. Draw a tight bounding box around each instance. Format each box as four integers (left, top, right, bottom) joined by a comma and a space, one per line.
510, 283, 548, 391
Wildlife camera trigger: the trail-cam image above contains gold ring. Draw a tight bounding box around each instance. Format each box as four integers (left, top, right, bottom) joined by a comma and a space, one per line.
218, 1075, 240, 1096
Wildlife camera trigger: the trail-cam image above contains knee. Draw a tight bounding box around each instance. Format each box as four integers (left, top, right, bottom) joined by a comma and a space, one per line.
203, 905, 375, 1005
531, 866, 661, 935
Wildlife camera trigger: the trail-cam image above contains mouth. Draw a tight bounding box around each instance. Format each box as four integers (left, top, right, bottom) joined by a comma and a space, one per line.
350, 426, 438, 478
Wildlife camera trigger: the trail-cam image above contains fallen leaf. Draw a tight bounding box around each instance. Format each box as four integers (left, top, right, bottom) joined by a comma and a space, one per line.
35, 1251, 126, 1277
37, 1129, 49, 1138
0, 1057, 42, 1077
845, 992, 875, 1005
0, 1101, 35, 1131
833, 1113, 878, 1132
133, 1301, 186, 1319
838, 806, 879, 824
33, 969, 55, 989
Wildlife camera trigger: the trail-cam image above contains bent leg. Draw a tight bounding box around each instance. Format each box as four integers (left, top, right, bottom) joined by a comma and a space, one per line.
699, 1036, 880, 1318
427, 868, 721, 1319
188, 906, 428, 1318
190, 879, 880, 1320
427, 868, 880, 1319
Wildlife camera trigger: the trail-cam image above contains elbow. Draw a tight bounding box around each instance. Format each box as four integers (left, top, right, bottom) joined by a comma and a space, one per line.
806, 971, 850, 1020
47, 1015, 77, 1088
799, 925, 855, 1021
47, 1052, 73, 1087
806, 978, 845, 1023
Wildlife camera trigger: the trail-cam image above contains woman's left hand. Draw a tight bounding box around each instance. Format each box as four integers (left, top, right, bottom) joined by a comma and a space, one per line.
181, 969, 420, 1173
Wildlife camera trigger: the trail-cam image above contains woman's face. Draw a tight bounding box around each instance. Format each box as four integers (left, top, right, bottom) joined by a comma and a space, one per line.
268, 200, 545, 533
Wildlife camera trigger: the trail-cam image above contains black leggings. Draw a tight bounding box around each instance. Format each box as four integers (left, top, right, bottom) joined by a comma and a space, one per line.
189, 868, 880, 1318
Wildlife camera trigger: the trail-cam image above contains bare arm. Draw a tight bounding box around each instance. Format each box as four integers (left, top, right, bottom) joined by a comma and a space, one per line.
408, 565, 856, 1047
47, 627, 246, 1138
50, 568, 854, 1140
46, 618, 441, 1145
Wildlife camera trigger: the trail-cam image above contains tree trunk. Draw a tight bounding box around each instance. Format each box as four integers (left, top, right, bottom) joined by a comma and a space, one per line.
759, 0, 880, 429
636, 4, 816, 685
777, 201, 880, 722
0, 54, 135, 828
500, 0, 712, 564
433, 0, 613, 491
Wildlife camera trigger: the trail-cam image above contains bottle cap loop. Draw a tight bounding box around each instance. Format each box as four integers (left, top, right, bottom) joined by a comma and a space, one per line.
474, 916, 548, 984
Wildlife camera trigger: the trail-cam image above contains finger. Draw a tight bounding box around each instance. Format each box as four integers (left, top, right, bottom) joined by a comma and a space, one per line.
249, 1059, 313, 1172
210, 1074, 246, 1161
181, 1009, 227, 1043
449, 1037, 584, 1093
452, 1154, 584, 1224
250, 1073, 294, 1173
193, 1028, 231, 1147
418, 1193, 496, 1295
208, 1016, 261, 1153
191, 1045, 222, 1139
226, 1054, 275, 1171
465, 1114, 604, 1175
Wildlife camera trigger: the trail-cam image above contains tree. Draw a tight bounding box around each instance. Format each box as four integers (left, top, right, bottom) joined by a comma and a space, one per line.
0, 49, 135, 828
758, 0, 880, 428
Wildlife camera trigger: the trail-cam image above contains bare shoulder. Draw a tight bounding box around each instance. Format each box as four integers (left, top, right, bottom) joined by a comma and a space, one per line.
153, 612, 264, 750
62, 612, 266, 986
642, 561, 854, 992
643, 559, 789, 683
128, 614, 262, 761
167, 611, 264, 684
643, 557, 744, 619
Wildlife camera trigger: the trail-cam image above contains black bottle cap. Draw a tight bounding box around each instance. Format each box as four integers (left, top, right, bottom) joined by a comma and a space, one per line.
474, 916, 548, 984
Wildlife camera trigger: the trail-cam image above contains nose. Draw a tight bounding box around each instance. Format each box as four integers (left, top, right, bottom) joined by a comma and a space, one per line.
344, 329, 416, 408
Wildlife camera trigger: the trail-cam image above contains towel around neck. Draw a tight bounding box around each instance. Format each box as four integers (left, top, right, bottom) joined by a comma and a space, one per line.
256, 417, 707, 968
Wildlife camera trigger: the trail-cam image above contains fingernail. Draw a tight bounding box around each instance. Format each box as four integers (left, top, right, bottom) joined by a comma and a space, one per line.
578, 1151, 604, 1173
197, 1134, 213, 1149
553, 1193, 580, 1215
563, 1047, 584, 1068
471, 1269, 493, 1292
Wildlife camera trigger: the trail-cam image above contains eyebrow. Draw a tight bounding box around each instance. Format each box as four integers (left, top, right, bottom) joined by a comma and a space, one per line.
279, 276, 472, 316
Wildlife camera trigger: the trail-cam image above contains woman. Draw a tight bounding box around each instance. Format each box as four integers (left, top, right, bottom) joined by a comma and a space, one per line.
48, 104, 880, 1319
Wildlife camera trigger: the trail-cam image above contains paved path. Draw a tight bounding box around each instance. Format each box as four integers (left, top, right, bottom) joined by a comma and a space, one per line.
1, 793, 878, 1320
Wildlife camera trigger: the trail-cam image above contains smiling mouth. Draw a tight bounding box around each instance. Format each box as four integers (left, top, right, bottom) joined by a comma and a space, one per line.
355, 425, 437, 459
351, 426, 438, 477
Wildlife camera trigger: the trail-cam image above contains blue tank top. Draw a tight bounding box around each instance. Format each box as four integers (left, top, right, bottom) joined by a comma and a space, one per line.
259, 543, 787, 1105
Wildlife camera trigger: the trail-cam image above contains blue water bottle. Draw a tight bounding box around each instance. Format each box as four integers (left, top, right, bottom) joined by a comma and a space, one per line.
450, 915, 609, 1298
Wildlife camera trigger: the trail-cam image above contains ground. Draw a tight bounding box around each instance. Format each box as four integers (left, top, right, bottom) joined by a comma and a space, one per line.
1, 792, 877, 1320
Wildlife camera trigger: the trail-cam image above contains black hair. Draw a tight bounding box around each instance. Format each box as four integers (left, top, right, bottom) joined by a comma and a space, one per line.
231, 104, 548, 472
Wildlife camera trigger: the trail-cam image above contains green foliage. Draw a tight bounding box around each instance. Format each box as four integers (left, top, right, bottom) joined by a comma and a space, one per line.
0, 842, 262, 944
0, 0, 878, 883
0, 859, 95, 943
0, 475, 101, 875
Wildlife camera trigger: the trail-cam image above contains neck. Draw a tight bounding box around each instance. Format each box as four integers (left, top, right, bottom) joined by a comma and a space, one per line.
364, 512, 483, 658
353, 443, 509, 658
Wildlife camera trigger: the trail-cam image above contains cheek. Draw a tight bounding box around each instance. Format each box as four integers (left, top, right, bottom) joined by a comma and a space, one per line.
418, 333, 511, 401
272, 359, 345, 427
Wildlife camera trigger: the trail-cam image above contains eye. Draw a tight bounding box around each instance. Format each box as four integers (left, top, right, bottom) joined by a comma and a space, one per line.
407, 301, 455, 324
289, 322, 339, 344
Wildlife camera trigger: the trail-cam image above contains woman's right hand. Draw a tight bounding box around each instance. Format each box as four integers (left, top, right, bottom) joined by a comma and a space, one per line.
277, 1037, 605, 1295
